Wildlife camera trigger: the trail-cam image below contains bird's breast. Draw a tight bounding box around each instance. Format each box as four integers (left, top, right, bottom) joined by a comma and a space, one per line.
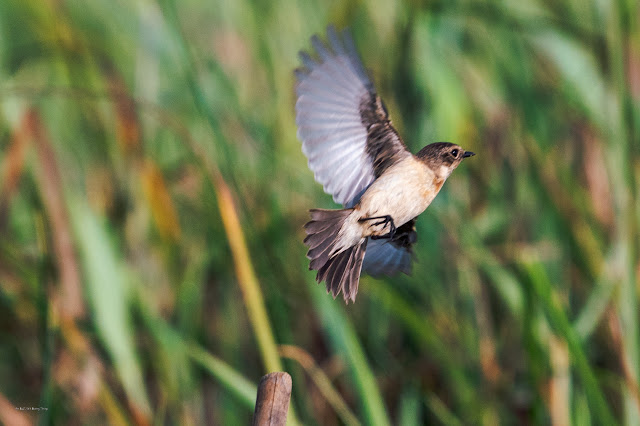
356, 157, 442, 235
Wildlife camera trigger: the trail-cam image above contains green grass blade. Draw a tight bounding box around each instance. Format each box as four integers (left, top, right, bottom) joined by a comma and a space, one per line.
398, 384, 422, 426
312, 284, 391, 426
70, 201, 151, 417
141, 308, 258, 409
188, 343, 258, 408
519, 255, 618, 426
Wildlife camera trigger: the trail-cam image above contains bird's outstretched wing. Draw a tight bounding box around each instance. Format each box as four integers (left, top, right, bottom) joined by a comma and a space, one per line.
295, 25, 410, 206
295, 26, 415, 277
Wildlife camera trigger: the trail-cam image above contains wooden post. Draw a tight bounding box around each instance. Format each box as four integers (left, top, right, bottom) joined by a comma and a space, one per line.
252, 372, 292, 426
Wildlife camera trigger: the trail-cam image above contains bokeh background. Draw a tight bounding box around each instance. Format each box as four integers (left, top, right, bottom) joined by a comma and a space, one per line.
1, 0, 639, 424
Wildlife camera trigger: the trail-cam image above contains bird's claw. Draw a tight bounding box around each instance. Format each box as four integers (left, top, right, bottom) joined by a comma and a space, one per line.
361, 215, 396, 239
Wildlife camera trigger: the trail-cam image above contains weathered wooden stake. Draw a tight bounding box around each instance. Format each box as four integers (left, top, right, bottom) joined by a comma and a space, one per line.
252, 372, 292, 426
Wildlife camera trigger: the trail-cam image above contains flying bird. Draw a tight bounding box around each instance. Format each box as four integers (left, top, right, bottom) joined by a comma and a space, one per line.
295, 26, 475, 303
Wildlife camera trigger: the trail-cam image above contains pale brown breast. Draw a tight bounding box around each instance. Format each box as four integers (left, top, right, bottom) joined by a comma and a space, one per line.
426, 175, 444, 197
356, 157, 441, 236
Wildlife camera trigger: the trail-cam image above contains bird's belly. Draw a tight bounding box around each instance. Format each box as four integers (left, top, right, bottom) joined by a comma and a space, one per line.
356, 160, 440, 236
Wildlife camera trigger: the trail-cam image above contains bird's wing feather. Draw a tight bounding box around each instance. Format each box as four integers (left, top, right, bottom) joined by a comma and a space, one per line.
295, 26, 410, 206
362, 218, 417, 276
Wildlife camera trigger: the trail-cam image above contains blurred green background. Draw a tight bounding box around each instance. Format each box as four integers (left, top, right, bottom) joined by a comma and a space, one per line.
0, 0, 639, 424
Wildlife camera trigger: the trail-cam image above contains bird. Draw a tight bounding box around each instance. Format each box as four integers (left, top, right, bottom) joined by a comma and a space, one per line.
295, 26, 475, 303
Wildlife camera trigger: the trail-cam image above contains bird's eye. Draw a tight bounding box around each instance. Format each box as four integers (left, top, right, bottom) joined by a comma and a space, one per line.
451, 149, 459, 157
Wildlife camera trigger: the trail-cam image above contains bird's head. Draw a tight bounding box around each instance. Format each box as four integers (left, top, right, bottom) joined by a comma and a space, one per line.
416, 142, 475, 179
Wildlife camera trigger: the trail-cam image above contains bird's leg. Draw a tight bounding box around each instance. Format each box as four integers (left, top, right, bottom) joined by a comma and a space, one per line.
370, 234, 390, 240
359, 215, 396, 239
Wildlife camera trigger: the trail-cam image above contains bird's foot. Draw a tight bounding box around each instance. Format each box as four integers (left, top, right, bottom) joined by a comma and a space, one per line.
359, 215, 396, 239
371, 234, 391, 240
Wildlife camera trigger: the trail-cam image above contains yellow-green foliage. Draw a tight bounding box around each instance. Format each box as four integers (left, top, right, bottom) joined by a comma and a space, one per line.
0, 0, 638, 424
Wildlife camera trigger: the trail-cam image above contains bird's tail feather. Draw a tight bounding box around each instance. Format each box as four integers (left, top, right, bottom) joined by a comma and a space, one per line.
304, 209, 367, 303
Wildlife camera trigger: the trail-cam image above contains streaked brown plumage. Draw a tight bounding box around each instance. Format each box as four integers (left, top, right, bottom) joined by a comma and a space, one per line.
296, 26, 475, 303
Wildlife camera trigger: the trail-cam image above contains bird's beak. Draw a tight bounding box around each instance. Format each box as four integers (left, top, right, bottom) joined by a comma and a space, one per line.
463, 151, 475, 158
